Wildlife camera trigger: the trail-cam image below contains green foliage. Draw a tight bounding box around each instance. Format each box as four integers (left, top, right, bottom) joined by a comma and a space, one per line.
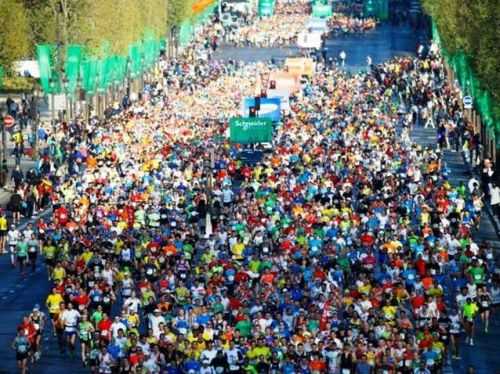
0, 75, 36, 92
0, 0, 30, 74
422, 0, 500, 102
168, 0, 195, 28
23, 0, 57, 51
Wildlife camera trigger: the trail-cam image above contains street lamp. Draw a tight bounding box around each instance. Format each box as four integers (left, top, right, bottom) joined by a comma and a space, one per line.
0, 106, 6, 187
31, 87, 41, 160
0, 105, 6, 167
49, 78, 56, 127
62, 76, 69, 121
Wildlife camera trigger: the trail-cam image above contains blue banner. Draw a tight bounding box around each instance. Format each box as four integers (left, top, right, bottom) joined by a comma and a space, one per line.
241, 97, 281, 122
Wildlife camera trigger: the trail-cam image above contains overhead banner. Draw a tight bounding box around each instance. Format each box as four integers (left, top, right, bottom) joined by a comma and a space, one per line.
192, 0, 215, 15
297, 31, 323, 49
269, 71, 301, 93
230, 117, 273, 144
267, 89, 290, 112
285, 57, 315, 78
241, 97, 282, 122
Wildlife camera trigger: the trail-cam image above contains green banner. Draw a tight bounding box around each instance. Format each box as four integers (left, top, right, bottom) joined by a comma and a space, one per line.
36, 44, 56, 94
312, 4, 332, 18
65, 44, 83, 94
230, 117, 273, 144
0, 66, 4, 88
179, 21, 194, 47
81, 58, 98, 95
128, 43, 142, 78
364, 0, 376, 17
258, 0, 275, 16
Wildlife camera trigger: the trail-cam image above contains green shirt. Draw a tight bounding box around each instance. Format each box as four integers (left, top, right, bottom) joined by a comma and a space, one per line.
469, 267, 485, 284
463, 302, 479, 319
235, 319, 252, 338
91, 310, 103, 325
16, 242, 28, 257
43, 245, 56, 259
79, 321, 93, 340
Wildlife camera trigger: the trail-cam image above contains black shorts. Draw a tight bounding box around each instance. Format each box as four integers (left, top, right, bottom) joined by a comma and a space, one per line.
45, 258, 55, 267
17, 256, 27, 263
479, 306, 490, 313
0, 230, 7, 237
16, 352, 28, 361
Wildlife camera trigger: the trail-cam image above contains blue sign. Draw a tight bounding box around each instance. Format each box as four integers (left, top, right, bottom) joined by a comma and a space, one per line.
241, 97, 282, 122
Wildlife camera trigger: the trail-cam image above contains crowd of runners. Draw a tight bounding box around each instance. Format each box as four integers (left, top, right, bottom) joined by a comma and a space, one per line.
219, 0, 377, 48
5, 3, 500, 374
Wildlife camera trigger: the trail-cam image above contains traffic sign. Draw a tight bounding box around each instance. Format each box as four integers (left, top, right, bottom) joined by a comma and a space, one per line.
3, 115, 15, 129
463, 95, 473, 109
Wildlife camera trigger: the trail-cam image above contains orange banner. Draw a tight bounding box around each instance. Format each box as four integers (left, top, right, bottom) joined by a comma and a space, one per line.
284, 58, 315, 78
192, 0, 215, 14
268, 71, 301, 93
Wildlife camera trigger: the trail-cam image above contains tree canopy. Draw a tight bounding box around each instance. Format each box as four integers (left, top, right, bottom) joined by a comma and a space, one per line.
0, 0, 30, 73
423, 0, 500, 107
0, 0, 199, 73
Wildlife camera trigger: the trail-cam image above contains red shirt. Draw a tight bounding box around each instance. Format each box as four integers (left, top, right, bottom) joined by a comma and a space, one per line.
411, 295, 425, 311
19, 322, 37, 343
98, 318, 112, 339
54, 206, 69, 226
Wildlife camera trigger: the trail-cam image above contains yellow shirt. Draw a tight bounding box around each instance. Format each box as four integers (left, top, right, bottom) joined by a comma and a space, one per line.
52, 267, 66, 282
46, 293, 64, 314
0, 216, 7, 231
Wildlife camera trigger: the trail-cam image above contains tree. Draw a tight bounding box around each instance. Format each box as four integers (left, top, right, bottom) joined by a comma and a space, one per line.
168, 0, 194, 29
0, 0, 30, 74
23, 0, 57, 51
422, 0, 500, 102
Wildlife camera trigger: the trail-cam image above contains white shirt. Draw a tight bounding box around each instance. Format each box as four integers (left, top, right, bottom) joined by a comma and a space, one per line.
61, 309, 81, 331
111, 321, 127, 339
149, 314, 165, 338
124, 297, 141, 314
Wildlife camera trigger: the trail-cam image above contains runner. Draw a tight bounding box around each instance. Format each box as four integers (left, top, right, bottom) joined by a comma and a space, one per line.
7, 224, 20, 267
45, 288, 64, 336
12, 329, 30, 374
463, 298, 479, 346
60, 302, 81, 357
0, 209, 8, 254
78, 313, 94, 365
29, 305, 46, 362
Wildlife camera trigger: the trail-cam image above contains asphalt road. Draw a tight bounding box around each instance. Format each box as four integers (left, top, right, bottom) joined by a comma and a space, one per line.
213, 24, 418, 70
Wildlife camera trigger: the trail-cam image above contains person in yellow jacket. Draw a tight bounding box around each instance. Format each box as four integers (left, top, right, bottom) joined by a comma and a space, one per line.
46, 288, 64, 336
0, 211, 8, 254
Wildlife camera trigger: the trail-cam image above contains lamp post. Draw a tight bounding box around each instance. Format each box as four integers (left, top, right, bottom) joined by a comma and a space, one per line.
32, 87, 41, 160
62, 76, 69, 122
49, 78, 56, 128
0, 106, 6, 167
0, 106, 6, 187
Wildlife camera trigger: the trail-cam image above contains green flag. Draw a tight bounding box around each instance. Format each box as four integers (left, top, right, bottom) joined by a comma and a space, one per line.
36, 44, 56, 94
65, 44, 83, 94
